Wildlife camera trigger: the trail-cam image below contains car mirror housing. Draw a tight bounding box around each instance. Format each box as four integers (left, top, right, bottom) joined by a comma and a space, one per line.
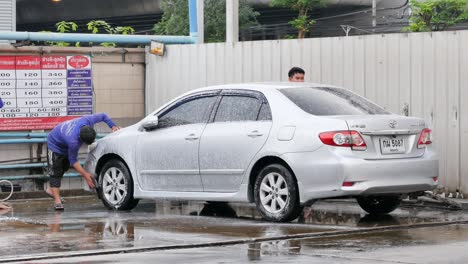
142, 117, 159, 131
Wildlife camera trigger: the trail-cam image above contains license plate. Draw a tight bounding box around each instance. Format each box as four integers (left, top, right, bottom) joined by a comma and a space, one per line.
380, 137, 405, 154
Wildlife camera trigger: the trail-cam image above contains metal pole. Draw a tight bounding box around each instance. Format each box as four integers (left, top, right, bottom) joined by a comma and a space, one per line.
197, 0, 204, 44
0, 173, 81, 181
188, 0, 198, 38
226, 0, 239, 43
372, 0, 377, 28
0, 31, 197, 45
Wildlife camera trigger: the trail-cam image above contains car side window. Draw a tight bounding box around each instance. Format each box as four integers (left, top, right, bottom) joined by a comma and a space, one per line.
257, 102, 272, 121
214, 95, 262, 122
158, 96, 216, 129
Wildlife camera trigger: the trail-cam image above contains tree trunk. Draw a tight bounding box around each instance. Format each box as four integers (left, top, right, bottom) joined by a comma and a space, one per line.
298, 30, 305, 39
297, 7, 308, 39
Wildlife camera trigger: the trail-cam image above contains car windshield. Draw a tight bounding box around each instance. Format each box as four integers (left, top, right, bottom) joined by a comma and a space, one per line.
279, 87, 390, 116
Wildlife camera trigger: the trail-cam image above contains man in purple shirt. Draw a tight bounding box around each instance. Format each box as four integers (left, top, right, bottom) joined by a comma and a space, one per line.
46, 113, 120, 210
0, 97, 3, 108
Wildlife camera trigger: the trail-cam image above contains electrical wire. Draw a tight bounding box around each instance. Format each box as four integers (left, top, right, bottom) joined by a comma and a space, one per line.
244, 1, 410, 30
315, 0, 409, 21
241, 1, 412, 39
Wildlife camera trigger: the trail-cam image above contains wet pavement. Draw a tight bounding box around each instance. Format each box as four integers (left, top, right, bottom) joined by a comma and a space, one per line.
1, 196, 468, 263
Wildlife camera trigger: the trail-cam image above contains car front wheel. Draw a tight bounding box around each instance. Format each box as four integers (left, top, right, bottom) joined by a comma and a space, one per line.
254, 164, 302, 222
99, 159, 139, 211
357, 195, 401, 215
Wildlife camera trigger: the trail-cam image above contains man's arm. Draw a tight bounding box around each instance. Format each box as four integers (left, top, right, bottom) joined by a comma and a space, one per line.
69, 145, 95, 188
73, 161, 95, 188
89, 113, 120, 130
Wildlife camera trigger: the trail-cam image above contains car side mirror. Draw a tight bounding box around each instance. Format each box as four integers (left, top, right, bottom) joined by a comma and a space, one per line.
142, 117, 159, 131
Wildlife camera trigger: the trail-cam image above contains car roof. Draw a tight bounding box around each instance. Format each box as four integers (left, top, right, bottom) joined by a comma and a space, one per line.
190, 82, 342, 94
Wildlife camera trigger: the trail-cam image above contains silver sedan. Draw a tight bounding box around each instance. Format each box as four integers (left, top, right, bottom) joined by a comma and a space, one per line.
85, 83, 438, 222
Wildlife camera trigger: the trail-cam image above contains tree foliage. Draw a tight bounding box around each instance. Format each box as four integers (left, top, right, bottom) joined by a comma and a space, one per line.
271, 0, 326, 38
54, 21, 78, 46
405, 0, 468, 32
40, 20, 135, 47
154, 0, 260, 43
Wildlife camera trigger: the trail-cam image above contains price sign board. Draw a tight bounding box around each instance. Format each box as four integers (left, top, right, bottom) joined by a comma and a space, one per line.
0, 55, 94, 130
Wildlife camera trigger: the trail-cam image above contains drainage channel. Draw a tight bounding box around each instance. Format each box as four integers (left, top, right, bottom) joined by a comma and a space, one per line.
2, 219, 468, 263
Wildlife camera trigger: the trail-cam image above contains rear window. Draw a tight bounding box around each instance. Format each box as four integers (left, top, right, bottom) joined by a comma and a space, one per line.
280, 87, 390, 116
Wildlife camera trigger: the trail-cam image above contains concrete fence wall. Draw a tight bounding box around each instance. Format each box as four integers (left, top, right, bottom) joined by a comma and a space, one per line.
146, 30, 468, 195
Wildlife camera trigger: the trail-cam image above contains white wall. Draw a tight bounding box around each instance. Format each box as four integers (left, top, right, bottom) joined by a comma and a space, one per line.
0, 0, 15, 31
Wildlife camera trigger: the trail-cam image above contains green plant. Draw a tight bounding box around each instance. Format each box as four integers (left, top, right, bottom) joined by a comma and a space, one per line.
86, 20, 135, 47
405, 0, 468, 32
100, 42, 117, 48
282, 34, 297, 39
38, 30, 55, 46
52, 21, 79, 46
114, 26, 135, 35
271, 0, 326, 38
41, 19, 135, 47
87, 20, 113, 34
288, 15, 316, 36
56, 21, 78, 33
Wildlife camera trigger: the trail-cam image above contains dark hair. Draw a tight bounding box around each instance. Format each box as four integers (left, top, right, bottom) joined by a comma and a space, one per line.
288, 67, 305, 78
79, 126, 96, 145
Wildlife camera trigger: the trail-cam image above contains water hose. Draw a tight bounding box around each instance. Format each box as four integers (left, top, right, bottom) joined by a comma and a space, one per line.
0, 180, 14, 202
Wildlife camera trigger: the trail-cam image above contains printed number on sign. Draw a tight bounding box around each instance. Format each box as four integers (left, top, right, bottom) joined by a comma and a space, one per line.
48, 72, 63, 77
24, 82, 39, 87
49, 100, 64, 105
24, 73, 38, 77
1, 91, 11, 96
2, 113, 16, 118
0, 73, 11, 77
0, 82, 11, 86
0, 109, 19, 113
23, 91, 39, 96
48, 90, 63, 95
48, 81, 63, 86
48, 113, 61, 117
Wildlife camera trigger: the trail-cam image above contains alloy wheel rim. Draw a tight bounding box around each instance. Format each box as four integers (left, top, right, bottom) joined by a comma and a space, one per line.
102, 167, 127, 206
259, 172, 289, 214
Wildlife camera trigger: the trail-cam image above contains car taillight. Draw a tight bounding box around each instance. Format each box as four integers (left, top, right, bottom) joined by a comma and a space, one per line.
418, 128, 432, 148
319, 130, 367, 151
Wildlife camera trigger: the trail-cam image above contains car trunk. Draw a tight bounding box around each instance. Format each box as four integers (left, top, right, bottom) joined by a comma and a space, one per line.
329, 115, 427, 160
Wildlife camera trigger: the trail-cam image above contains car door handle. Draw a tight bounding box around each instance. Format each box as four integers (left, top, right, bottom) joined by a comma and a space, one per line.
247, 130, 263, 138
185, 133, 199, 141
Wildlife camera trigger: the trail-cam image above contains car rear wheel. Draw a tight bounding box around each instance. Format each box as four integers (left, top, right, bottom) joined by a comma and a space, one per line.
254, 164, 302, 222
357, 195, 401, 215
99, 159, 139, 211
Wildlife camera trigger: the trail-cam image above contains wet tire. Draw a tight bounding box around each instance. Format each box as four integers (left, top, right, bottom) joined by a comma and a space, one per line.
99, 159, 139, 211
356, 195, 401, 215
254, 164, 302, 222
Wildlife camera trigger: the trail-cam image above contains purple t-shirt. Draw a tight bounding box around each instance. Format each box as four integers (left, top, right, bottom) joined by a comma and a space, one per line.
47, 113, 116, 165
0, 97, 3, 108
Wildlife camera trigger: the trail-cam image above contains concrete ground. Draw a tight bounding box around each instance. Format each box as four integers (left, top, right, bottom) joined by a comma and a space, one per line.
1, 195, 468, 263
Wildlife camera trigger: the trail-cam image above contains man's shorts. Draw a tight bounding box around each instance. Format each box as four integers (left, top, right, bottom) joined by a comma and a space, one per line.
47, 150, 70, 188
